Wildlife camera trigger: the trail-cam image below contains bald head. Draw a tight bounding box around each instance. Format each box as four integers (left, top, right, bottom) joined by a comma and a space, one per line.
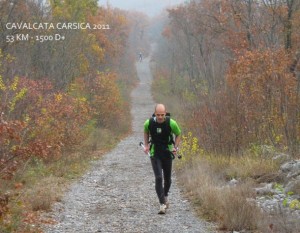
154, 104, 166, 123
155, 103, 166, 113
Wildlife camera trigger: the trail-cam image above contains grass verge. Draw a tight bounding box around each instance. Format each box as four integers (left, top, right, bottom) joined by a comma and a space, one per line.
175, 154, 280, 232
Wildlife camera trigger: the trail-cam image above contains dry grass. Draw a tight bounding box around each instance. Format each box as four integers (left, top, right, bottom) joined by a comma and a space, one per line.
25, 176, 66, 212
175, 155, 278, 232
202, 153, 279, 181
258, 207, 300, 233
218, 184, 260, 231
81, 128, 118, 151
176, 161, 223, 221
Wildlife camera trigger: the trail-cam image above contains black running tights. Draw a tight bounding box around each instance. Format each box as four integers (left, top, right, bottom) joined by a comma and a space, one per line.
150, 156, 172, 204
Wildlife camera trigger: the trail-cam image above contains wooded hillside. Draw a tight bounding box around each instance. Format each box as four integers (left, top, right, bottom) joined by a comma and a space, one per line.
153, 0, 300, 156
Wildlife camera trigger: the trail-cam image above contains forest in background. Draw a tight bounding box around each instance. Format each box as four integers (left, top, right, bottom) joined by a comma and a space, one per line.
152, 0, 300, 157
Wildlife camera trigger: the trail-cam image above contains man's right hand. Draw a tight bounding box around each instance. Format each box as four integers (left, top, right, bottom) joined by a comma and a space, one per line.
144, 144, 150, 155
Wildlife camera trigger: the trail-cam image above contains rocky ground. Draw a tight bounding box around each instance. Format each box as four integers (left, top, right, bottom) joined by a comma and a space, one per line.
254, 158, 300, 229
227, 156, 300, 233
42, 57, 215, 233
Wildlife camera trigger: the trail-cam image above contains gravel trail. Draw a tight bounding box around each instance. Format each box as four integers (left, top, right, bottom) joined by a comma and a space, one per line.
43, 57, 214, 233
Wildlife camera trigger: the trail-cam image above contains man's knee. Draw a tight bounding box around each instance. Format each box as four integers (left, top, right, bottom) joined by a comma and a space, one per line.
165, 178, 172, 185
155, 176, 163, 183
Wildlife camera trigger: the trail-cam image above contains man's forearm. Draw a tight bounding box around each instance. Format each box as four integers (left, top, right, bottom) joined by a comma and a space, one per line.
174, 135, 181, 148
144, 132, 150, 146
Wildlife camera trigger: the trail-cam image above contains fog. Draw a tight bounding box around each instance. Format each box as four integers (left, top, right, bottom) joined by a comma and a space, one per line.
100, 0, 184, 17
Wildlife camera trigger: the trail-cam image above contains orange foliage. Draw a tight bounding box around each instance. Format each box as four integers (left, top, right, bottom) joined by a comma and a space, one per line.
188, 48, 299, 153
0, 76, 92, 179
0, 119, 26, 179
29, 92, 92, 158
89, 73, 123, 127
88, 7, 129, 64
70, 72, 125, 129
225, 48, 298, 151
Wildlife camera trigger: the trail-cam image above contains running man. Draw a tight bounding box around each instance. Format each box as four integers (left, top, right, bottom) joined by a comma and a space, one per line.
143, 104, 181, 214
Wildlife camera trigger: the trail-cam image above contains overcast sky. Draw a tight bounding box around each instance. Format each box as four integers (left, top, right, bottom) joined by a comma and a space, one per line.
99, 0, 185, 17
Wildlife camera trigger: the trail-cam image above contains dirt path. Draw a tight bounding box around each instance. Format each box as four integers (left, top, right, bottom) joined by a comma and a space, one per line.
43, 56, 214, 233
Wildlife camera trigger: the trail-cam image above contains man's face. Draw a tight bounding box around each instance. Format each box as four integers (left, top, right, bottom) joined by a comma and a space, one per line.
155, 110, 166, 123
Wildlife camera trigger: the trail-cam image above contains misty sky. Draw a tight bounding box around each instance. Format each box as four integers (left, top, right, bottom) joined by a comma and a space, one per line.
99, 0, 185, 17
